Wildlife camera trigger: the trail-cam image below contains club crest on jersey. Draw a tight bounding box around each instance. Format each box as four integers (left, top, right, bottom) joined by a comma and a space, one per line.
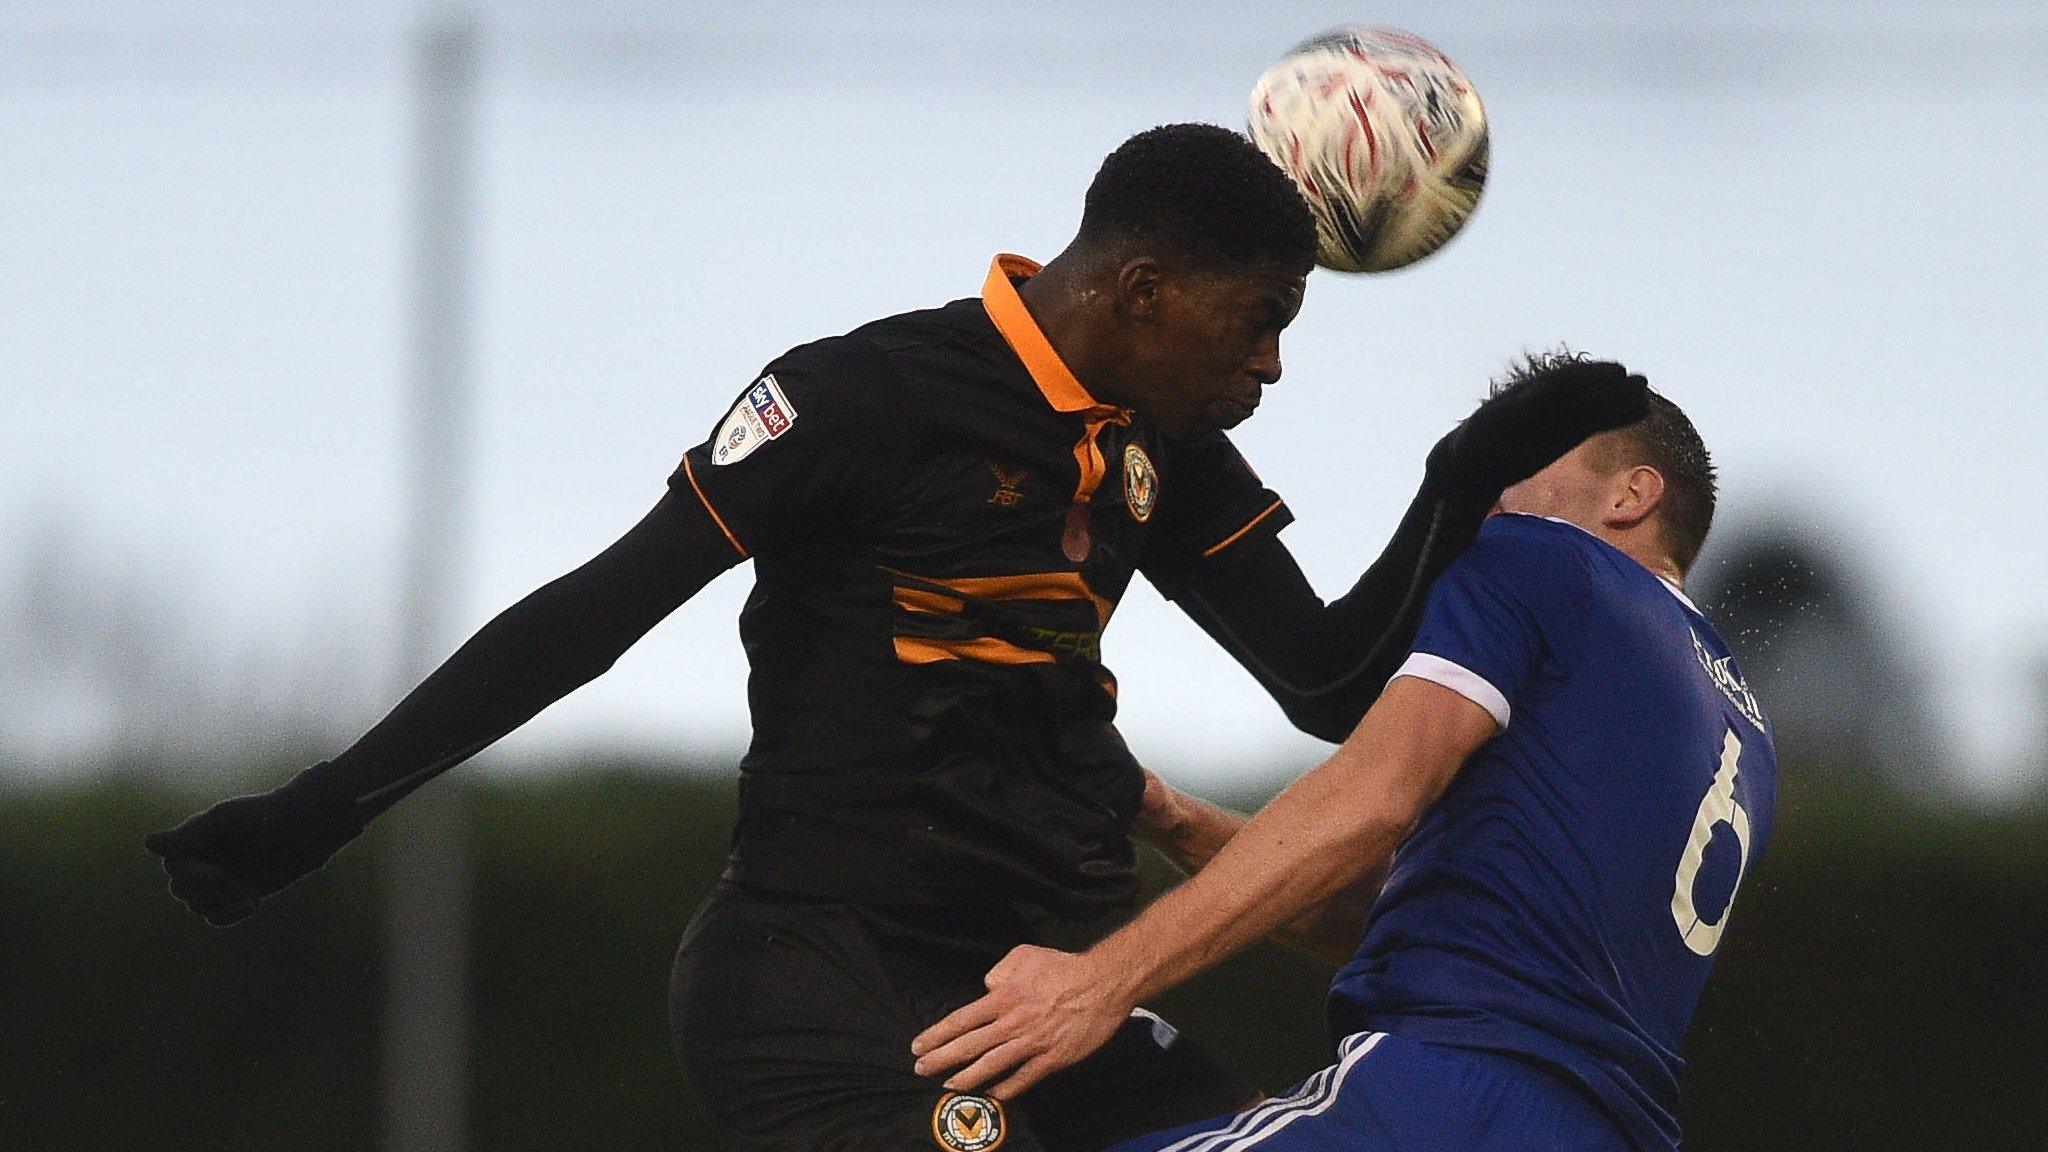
1122, 443, 1158, 523
711, 375, 798, 466
931, 1092, 1005, 1152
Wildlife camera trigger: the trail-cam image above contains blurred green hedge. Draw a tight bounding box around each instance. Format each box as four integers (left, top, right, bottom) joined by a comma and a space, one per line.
4, 766, 2042, 1150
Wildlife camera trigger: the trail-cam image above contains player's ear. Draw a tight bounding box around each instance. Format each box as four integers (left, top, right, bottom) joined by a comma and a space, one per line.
1608, 464, 1666, 529
1112, 257, 1166, 320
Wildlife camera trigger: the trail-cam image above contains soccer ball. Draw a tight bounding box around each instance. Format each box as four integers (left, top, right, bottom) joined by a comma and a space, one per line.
1247, 27, 1489, 273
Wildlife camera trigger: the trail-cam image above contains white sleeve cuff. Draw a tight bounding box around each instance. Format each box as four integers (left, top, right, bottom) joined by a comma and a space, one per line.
1391, 652, 1511, 728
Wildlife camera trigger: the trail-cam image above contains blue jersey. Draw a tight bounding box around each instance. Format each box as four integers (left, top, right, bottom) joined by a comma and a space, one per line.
1328, 514, 1777, 1151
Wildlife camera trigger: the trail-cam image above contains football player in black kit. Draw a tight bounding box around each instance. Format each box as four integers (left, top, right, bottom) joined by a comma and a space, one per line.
147, 123, 1647, 1152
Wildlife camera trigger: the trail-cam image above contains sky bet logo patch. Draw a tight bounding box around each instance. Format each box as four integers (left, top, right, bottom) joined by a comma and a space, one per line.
931, 1092, 1005, 1152
711, 375, 798, 466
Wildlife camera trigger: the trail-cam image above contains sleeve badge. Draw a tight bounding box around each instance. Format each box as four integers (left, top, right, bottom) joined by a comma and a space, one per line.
711, 374, 799, 466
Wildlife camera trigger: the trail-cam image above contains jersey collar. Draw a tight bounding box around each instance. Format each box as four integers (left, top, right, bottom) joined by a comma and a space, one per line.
1508, 512, 1703, 614
1654, 571, 1701, 614
981, 254, 1123, 416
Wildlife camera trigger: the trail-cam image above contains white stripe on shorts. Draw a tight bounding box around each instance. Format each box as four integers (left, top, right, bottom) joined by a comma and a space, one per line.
1158, 1032, 1387, 1152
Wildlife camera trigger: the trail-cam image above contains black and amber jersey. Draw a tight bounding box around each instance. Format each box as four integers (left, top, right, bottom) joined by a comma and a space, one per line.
668, 256, 1295, 928
309, 250, 1579, 961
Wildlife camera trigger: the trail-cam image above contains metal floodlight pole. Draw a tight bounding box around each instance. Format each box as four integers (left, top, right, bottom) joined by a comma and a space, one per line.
384, 18, 479, 1152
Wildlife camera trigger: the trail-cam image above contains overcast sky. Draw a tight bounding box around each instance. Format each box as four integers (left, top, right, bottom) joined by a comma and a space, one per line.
3, 2, 2044, 795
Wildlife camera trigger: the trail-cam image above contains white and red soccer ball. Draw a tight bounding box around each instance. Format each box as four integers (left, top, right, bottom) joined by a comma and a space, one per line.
1248, 27, 1490, 273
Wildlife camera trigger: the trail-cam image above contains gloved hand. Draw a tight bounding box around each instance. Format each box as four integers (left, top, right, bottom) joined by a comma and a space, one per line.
143, 763, 365, 926
1428, 358, 1651, 498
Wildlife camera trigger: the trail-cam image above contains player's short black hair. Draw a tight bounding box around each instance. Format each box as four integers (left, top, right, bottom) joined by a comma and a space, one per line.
1501, 350, 1719, 573
1078, 123, 1317, 275
1606, 389, 1716, 572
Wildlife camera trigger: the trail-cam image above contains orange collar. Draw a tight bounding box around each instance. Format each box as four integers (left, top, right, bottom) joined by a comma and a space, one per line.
981, 255, 1121, 416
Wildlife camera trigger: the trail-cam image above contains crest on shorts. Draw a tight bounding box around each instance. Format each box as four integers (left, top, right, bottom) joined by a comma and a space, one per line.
1122, 442, 1158, 523
931, 1092, 1006, 1152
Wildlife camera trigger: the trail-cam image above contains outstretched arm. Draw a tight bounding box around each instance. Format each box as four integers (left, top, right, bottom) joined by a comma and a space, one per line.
323, 489, 738, 819
911, 677, 1498, 1099
145, 489, 742, 925
1163, 359, 1647, 740
1166, 472, 1487, 741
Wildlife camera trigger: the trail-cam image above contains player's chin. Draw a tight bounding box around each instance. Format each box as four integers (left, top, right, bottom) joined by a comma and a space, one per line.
1201, 396, 1259, 432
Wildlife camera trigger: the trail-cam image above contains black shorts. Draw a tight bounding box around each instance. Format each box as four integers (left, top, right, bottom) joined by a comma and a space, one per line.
669, 882, 1258, 1152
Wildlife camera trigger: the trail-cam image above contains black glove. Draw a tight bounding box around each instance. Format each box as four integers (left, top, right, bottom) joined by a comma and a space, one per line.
1427, 358, 1651, 498
143, 763, 365, 926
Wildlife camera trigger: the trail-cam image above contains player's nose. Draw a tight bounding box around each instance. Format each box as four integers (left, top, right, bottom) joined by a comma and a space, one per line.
1246, 332, 1284, 387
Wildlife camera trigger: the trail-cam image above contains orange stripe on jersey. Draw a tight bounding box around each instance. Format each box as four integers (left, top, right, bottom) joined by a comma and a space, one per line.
889, 569, 1114, 629
682, 456, 749, 558
893, 585, 965, 616
1202, 498, 1287, 558
894, 635, 1059, 667
981, 255, 1133, 508
1067, 414, 1130, 510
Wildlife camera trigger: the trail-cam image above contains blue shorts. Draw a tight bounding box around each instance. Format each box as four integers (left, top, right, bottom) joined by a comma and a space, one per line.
1106, 1032, 1632, 1152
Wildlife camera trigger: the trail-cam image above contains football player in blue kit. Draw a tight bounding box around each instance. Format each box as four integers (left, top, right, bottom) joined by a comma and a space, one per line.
912, 360, 1775, 1152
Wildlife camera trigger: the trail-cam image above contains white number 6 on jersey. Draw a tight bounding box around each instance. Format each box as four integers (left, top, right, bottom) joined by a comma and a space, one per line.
1671, 728, 1753, 956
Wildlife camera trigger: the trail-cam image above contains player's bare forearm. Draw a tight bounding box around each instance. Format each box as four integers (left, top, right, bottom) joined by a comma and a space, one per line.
1137, 769, 1382, 962
1275, 862, 1388, 963
912, 679, 1496, 1097
1104, 777, 1400, 1004
1103, 679, 1494, 1001
1132, 771, 1246, 875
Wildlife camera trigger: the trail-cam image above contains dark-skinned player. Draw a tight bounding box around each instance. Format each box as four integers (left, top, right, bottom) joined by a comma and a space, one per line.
146, 124, 1648, 1152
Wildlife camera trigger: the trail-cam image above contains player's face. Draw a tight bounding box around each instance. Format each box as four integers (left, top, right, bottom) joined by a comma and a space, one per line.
1495, 438, 1621, 527
1129, 264, 1306, 439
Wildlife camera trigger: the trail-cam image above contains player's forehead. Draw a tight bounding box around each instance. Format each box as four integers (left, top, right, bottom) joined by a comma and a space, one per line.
1191, 262, 1307, 317
1251, 266, 1307, 308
